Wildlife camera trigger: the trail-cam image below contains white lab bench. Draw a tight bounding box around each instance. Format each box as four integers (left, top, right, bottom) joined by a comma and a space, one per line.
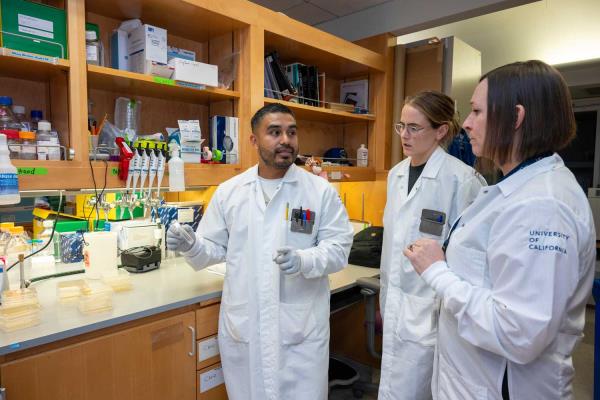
0, 258, 379, 356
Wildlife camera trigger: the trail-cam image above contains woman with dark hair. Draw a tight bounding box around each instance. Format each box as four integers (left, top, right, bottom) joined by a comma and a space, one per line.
404, 60, 596, 399
379, 90, 485, 400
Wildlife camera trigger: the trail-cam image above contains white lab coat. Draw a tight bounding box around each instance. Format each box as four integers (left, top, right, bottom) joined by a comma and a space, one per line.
181, 164, 353, 400
421, 154, 596, 399
379, 146, 484, 400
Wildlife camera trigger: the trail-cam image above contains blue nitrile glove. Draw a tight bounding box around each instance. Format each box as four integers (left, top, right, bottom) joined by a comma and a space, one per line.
273, 246, 302, 275
166, 223, 197, 253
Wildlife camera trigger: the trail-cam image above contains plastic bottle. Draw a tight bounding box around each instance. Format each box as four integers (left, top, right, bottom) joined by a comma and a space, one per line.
37, 220, 55, 256
114, 97, 141, 142
168, 142, 185, 192
36, 121, 61, 160
357, 144, 368, 167
11, 105, 30, 131
0, 134, 20, 206
19, 131, 37, 160
1, 130, 21, 159
0, 222, 14, 253
0, 97, 21, 131
30, 110, 43, 131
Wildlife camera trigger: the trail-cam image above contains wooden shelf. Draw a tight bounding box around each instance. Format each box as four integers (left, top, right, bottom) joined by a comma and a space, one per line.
85, 0, 247, 42
264, 98, 374, 123
303, 165, 375, 182
87, 65, 240, 104
13, 160, 242, 190
0, 48, 69, 81
265, 31, 383, 78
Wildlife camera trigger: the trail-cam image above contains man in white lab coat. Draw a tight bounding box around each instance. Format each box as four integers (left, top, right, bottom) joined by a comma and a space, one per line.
167, 103, 354, 400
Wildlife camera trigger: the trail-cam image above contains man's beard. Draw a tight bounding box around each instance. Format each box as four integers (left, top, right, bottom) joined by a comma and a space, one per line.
258, 145, 298, 169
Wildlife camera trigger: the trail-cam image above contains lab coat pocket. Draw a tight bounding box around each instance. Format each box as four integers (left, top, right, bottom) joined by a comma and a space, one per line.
447, 244, 486, 287
395, 292, 437, 346
280, 301, 317, 345
438, 354, 488, 400
288, 231, 317, 250
222, 302, 250, 343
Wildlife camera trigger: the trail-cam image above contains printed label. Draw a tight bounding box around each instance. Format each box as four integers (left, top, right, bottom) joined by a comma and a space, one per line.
177, 208, 194, 223
178, 120, 201, 142
86, 45, 98, 61
5, 49, 57, 64
110, 167, 120, 176
19, 25, 54, 40
200, 366, 224, 393
17, 167, 48, 175
0, 173, 19, 195
198, 337, 220, 362
18, 14, 54, 33
153, 76, 175, 86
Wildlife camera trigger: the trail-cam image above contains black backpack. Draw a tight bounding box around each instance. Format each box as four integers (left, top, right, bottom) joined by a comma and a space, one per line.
348, 226, 384, 268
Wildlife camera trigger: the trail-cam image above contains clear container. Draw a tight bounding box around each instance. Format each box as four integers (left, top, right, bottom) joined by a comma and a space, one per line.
30, 110, 43, 132
11, 105, 30, 131
114, 97, 141, 142
36, 121, 61, 160
18, 131, 37, 160
1, 129, 21, 159
0, 222, 14, 254
85, 30, 104, 66
0, 97, 21, 131
37, 220, 55, 256
5, 226, 30, 255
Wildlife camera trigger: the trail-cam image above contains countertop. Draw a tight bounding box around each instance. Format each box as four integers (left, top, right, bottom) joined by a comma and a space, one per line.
0, 258, 379, 356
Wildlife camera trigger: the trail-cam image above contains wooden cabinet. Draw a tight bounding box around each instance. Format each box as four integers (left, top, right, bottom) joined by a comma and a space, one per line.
4, 0, 392, 191
0, 311, 196, 400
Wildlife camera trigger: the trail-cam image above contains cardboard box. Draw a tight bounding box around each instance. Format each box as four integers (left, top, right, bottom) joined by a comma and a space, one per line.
110, 29, 129, 70
211, 116, 239, 164
0, 0, 68, 58
168, 46, 195, 61
127, 24, 167, 74
178, 120, 203, 164
169, 58, 218, 87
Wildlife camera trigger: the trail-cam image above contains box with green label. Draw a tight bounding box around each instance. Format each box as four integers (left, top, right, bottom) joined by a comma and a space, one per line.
0, 0, 68, 59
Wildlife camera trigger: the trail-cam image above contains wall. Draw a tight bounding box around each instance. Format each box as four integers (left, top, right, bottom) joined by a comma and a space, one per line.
396, 0, 600, 73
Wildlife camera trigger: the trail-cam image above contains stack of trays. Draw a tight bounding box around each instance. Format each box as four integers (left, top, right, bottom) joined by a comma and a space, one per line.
78, 282, 113, 314
0, 288, 41, 332
57, 280, 88, 304
101, 269, 132, 292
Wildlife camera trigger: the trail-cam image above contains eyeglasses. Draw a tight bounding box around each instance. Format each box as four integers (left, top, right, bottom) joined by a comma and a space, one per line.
394, 122, 426, 136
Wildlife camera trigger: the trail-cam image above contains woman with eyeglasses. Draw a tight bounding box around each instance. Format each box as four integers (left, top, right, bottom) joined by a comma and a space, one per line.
379, 90, 485, 400
404, 61, 595, 399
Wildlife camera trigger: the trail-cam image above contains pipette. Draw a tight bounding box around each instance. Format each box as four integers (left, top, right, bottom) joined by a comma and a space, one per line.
155, 143, 166, 199
138, 142, 150, 196
147, 142, 158, 199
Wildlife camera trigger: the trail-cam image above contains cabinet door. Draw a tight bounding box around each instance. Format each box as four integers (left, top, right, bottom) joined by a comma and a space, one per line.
0, 311, 196, 400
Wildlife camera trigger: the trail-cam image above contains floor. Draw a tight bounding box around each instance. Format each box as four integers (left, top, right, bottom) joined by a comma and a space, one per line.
329, 306, 595, 399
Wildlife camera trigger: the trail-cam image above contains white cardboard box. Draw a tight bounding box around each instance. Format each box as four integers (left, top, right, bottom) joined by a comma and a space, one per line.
128, 24, 167, 74
169, 58, 218, 87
